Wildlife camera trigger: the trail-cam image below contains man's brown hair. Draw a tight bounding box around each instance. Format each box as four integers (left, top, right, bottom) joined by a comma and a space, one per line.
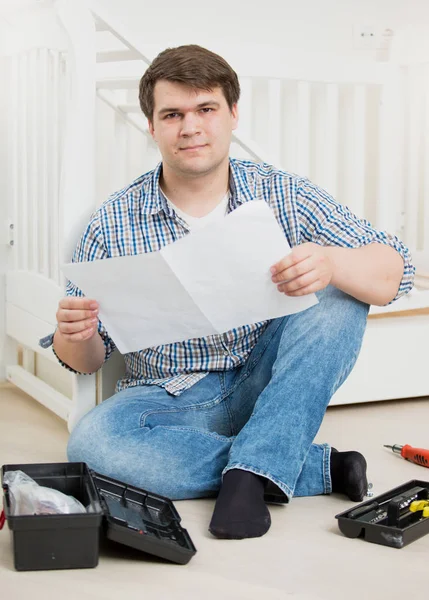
139, 44, 240, 121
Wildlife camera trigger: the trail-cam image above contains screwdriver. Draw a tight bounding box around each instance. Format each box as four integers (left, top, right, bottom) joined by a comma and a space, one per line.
384, 444, 429, 468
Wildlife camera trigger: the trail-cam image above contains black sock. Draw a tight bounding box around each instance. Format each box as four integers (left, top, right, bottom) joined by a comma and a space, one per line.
209, 469, 271, 539
330, 449, 368, 502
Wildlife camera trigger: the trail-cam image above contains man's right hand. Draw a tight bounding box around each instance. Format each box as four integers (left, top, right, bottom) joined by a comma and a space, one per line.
56, 297, 100, 343
53, 297, 106, 373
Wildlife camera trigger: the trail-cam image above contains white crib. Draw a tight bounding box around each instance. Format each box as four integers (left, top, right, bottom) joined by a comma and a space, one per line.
1, 0, 429, 431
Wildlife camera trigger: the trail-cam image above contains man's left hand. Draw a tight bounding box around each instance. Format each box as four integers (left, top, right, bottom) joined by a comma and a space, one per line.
270, 242, 334, 296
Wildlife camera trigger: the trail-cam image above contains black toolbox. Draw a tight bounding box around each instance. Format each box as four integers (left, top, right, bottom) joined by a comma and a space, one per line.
1, 462, 197, 571
336, 479, 429, 549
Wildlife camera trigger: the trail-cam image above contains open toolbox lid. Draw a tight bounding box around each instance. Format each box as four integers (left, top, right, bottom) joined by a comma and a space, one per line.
90, 469, 197, 564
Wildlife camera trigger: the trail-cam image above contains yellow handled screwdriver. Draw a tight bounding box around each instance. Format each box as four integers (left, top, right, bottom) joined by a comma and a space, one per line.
409, 500, 429, 517
384, 444, 429, 468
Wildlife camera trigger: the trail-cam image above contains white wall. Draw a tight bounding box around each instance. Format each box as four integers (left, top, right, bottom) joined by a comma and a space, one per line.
2, 0, 427, 64
95, 0, 429, 64
0, 4, 66, 55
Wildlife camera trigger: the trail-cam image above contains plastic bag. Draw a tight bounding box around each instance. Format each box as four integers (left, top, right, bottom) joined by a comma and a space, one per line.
3, 470, 86, 515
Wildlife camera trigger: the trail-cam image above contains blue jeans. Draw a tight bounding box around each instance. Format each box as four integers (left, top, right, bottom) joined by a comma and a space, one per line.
67, 285, 369, 501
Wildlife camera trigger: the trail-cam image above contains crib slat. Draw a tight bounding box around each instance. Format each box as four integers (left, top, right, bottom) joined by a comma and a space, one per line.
423, 65, 429, 253
29, 49, 39, 273
238, 76, 252, 138
281, 81, 297, 173
377, 69, 403, 235
405, 66, 421, 251
18, 53, 28, 271
50, 50, 60, 284
268, 79, 282, 166
39, 48, 49, 278
112, 112, 128, 191
323, 83, 339, 197
296, 81, 310, 176
22, 348, 35, 375
343, 85, 366, 216
352, 85, 366, 218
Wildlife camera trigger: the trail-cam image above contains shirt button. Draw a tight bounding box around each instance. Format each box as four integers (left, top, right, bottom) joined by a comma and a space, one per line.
224, 351, 229, 356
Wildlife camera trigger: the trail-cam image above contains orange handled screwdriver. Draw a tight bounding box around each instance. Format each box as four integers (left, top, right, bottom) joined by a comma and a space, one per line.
384, 444, 429, 468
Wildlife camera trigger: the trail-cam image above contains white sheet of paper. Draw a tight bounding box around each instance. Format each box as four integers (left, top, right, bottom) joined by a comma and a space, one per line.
62, 201, 318, 353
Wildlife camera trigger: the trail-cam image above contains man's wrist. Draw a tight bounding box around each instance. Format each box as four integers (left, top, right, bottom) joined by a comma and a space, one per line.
321, 246, 337, 287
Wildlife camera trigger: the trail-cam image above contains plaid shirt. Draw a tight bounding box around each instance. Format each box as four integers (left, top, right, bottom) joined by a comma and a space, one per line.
59, 158, 414, 396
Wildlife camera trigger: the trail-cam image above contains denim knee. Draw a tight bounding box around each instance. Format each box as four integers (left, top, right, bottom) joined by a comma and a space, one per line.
313, 285, 369, 342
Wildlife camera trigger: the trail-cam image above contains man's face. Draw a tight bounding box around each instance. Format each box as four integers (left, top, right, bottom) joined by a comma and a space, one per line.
148, 80, 238, 178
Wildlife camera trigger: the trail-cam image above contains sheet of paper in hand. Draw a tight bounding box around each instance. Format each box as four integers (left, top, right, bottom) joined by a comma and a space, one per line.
62, 201, 318, 353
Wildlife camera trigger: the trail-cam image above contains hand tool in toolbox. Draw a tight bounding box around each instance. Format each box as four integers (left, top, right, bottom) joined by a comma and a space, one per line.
384, 444, 429, 467
336, 480, 429, 548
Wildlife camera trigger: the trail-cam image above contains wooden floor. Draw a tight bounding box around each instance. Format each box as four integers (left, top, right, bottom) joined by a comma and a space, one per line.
1, 382, 429, 600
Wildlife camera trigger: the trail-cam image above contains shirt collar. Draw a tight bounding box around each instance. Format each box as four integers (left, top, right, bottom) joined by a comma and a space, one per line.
140, 162, 169, 216
228, 158, 254, 210
140, 158, 255, 216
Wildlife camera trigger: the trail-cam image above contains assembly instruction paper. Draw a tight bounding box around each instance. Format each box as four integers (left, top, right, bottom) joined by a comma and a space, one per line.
62, 201, 318, 353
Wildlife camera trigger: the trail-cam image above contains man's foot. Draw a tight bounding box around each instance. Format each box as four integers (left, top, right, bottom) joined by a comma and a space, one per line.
330, 448, 368, 502
209, 469, 271, 539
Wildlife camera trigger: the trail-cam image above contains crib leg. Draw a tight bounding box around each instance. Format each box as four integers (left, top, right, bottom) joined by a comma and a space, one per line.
1, 337, 18, 382
67, 373, 97, 432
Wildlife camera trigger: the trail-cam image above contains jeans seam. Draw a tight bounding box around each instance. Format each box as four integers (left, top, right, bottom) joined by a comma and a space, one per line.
139, 394, 227, 427
157, 425, 235, 443
323, 443, 332, 493
223, 462, 294, 500
219, 373, 236, 436
215, 318, 287, 436
229, 318, 286, 393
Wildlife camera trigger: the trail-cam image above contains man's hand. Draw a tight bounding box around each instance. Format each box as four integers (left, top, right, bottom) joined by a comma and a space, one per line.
270, 242, 333, 296
56, 297, 99, 343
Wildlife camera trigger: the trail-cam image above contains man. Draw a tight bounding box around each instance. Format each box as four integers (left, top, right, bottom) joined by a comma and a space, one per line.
46, 45, 414, 540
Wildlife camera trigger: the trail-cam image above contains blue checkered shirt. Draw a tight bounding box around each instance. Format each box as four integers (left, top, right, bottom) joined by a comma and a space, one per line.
59, 159, 414, 396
